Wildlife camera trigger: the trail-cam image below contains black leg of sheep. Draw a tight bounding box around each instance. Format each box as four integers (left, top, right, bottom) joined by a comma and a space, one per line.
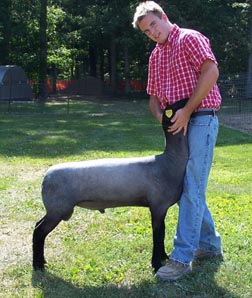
33, 215, 61, 270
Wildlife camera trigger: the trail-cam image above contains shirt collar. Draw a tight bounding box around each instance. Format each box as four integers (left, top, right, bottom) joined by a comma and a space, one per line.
156, 24, 180, 49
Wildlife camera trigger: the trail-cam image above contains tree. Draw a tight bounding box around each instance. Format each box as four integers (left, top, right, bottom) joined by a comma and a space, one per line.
0, 0, 11, 65
0, 0, 251, 97
38, 0, 48, 101
246, 0, 252, 98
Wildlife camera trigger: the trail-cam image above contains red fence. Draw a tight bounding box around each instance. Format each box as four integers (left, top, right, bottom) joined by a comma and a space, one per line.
31, 79, 147, 94
117, 80, 147, 92
46, 80, 74, 93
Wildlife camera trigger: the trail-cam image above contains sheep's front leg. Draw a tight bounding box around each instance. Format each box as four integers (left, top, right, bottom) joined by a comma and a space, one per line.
150, 208, 169, 272
33, 214, 61, 270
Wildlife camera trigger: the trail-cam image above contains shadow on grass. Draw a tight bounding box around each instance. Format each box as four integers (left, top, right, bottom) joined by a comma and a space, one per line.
0, 112, 164, 159
1, 99, 252, 159
183, 257, 238, 298
217, 126, 252, 147
1, 114, 252, 160
31, 258, 238, 298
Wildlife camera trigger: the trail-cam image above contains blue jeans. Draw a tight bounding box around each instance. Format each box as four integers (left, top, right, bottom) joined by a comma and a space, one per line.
170, 114, 222, 265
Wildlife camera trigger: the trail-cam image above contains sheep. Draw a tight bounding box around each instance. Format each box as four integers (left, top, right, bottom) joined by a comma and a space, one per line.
32, 99, 188, 273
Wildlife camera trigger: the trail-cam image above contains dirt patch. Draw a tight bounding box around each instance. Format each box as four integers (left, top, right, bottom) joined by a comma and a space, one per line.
219, 113, 252, 135
0, 220, 32, 272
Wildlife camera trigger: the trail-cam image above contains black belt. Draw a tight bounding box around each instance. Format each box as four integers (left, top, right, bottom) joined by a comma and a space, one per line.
191, 110, 217, 118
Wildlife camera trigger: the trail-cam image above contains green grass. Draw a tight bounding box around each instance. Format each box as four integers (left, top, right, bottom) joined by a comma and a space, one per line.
0, 99, 252, 297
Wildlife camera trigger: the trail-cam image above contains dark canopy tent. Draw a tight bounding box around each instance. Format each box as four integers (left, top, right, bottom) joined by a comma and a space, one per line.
0, 65, 33, 101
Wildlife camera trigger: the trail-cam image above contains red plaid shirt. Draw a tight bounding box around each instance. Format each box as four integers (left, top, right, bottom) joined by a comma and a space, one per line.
147, 24, 222, 110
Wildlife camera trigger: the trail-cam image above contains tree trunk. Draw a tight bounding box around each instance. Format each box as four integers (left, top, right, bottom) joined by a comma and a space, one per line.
99, 47, 104, 81
110, 36, 117, 93
89, 45, 97, 77
38, 0, 48, 102
52, 64, 57, 94
124, 44, 131, 94
0, 0, 11, 64
246, 0, 252, 99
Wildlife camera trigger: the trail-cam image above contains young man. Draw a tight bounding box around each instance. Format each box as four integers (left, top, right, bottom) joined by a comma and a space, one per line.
132, 1, 222, 281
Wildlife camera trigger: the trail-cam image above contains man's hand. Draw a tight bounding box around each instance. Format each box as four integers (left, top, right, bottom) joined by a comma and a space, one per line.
168, 108, 191, 135
167, 60, 219, 136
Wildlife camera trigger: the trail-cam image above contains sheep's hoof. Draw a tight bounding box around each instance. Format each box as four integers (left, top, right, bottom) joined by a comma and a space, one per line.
153, 266, 161, 273
33, 264, 45, 271
152, 262, 162, 273
33, 259, 46, 271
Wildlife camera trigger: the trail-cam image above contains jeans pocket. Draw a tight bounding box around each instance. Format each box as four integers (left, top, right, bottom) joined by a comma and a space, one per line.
189, 116, 212, 127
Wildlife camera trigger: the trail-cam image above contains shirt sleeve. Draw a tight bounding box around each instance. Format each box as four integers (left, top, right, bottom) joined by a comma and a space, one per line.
184, 31, 218, 72
146, 53, 156, 96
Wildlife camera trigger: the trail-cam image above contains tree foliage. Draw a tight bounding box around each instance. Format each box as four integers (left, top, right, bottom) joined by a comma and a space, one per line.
0, 0, 251, 97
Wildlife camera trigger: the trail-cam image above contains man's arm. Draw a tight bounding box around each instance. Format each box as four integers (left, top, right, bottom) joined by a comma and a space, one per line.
149, 95, 163, 124
169, 59, 219, 135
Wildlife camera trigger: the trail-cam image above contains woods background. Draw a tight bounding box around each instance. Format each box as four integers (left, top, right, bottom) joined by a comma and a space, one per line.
0, 0, 251, 102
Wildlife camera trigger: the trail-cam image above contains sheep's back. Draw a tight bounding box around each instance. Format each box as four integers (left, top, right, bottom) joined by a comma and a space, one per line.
42, 156, 156, 211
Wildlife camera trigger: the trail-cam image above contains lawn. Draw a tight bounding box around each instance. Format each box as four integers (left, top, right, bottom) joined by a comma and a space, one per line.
0, 99, 252, 298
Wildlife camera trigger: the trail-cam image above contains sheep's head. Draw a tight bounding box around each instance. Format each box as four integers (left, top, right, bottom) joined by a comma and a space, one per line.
162, 98, 189, 133
162, 108, 174, 131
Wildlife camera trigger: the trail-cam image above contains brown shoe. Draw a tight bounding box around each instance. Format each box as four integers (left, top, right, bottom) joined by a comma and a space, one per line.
155, 259, 192, 281
194, 249, 223, 260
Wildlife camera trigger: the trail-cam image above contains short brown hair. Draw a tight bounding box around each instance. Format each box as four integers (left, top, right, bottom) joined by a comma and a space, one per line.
132, 1, 164, 30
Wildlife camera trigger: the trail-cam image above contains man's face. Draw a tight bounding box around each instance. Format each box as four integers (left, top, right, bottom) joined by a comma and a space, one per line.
138, 12, 169, 44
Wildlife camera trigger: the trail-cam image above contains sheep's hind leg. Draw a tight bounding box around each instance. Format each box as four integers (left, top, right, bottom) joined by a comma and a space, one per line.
32, 214, 61, 271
